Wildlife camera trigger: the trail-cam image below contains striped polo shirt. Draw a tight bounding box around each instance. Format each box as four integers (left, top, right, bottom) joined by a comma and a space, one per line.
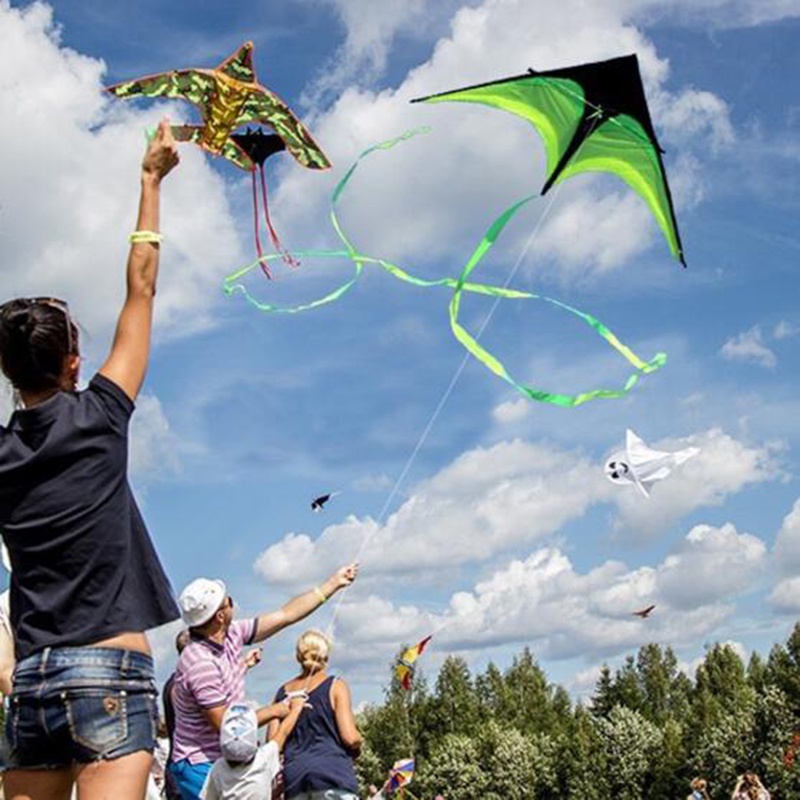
170, 617, 257, 764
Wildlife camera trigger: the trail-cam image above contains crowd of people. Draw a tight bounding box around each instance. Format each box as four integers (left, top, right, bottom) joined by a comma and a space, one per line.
0, 121, 779, 800
162, 571, 361, 800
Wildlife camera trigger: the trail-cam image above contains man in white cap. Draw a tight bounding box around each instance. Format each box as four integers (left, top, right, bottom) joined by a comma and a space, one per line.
167, 563, 358, 800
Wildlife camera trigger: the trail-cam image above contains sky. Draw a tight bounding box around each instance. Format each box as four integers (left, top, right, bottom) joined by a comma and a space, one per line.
1, 0, 799, 707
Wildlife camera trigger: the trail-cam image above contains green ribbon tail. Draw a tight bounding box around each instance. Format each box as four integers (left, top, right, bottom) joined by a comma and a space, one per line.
447, 194, 667, 407
222, 127, 667, 406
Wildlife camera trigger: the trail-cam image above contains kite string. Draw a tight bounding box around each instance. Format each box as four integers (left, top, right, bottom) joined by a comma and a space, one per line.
319, 117, 604, 658
321, 146, 581, 646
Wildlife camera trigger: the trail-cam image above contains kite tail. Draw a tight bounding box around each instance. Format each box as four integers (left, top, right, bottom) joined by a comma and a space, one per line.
251, 171, 272, 280
259, 165, 300, 269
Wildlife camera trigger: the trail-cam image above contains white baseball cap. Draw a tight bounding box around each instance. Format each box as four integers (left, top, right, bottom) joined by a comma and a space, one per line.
178, 578, 226, 627
220, 702, 259, 763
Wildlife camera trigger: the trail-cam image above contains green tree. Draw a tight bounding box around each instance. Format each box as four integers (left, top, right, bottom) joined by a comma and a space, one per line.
358, 651, 417, 769
476, 661, 512, 722
747, 651, 767, 693
353, 735, 385, 796
503, 648, 560, 735
650, 717, 689, 800
611, 655, 645, 713
428, 656, 480, 740
557, 705, 609, 800
751, 684, 800, 797
766, 623, 800, 716
597, 705, 662, 800
417, 733, 488, 800
479, 722, 540, 800
636, 643, 674, 725
591, 664, 615, 719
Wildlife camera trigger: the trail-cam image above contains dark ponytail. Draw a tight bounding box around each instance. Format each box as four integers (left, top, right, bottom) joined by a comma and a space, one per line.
0, 299, 78, 392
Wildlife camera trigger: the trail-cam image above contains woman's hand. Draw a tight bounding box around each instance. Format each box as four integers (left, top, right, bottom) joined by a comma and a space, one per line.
141, 118, 180, 183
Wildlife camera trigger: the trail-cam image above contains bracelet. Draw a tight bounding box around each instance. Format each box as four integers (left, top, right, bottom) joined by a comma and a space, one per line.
314, 586, 327, 604
129, 230, 163, 244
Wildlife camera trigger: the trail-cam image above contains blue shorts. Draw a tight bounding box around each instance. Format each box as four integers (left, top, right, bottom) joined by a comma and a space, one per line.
167, 758, 212, 800
4, 646, 158, 770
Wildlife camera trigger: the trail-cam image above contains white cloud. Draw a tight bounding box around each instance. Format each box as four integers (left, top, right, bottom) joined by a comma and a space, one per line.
769, 577, 800, 612
773, 320, 797, 340
636, 0, 800, 27
255, 429, 780, 586
491, 398, 530, 425
302, 0, 461, 101
773, 498, 800, 574
655, 523, 767, 609
129, 393, 185, 482
276, 0, 734, 281
333, 524, 765, 664
769, 498, 800, 610
720, 326, 777, 368
568, 663, 605, 701
352, 473, 394, 492
654, 88, 735, 152
0, 1, 244, 357
254, 438, 612, 585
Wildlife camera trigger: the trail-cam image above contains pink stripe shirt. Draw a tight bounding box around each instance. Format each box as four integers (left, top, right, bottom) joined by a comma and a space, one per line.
171, 618, 256, 764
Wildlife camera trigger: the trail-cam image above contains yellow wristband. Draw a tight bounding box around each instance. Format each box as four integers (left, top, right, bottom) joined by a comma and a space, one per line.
314, 586, 327, 604
129, 230, 163, 244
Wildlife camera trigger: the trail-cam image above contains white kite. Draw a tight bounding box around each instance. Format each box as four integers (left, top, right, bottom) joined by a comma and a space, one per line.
604, 429, 699, 498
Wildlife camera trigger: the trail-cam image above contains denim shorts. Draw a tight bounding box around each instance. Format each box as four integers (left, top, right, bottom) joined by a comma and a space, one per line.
4, 646, 158, 770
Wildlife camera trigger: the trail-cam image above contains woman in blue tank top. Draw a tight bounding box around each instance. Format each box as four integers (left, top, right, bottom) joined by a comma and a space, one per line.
271, 629, 362, 800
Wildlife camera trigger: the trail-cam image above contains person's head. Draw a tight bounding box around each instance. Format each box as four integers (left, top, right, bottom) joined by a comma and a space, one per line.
175, 628, 191, 654
220, 703, 258, 765
690, 777, 707, 797
741, 773, 763, 798
0, 298, 80, 396
296, 629, 331, 675
178, 578, 233, 638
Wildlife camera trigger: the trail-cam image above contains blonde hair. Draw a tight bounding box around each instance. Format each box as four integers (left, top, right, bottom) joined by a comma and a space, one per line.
296, 629, 331, 673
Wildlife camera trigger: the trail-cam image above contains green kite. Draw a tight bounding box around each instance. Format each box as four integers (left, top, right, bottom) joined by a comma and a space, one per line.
412, 53, 685, 265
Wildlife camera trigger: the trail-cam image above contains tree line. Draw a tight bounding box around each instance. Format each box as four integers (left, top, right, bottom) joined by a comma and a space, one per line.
354, 624, 800, 799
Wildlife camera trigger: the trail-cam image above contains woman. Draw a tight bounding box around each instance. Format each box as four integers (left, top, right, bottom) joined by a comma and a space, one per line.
732, 773, 771, 800
270, 629, 361, 800
0, 119, 180, 800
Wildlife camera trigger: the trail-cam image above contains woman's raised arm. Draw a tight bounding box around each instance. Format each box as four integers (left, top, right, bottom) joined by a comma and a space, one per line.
100, 118, 179, 400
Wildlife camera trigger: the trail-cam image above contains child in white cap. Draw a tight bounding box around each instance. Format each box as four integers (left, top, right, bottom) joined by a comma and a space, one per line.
201, 695, 306, 800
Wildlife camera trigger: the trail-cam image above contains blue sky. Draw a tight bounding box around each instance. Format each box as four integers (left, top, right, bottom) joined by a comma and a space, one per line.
1, 0, 799, 706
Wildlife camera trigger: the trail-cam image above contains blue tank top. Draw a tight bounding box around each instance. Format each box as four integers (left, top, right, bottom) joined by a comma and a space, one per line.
276, 675, 358, 795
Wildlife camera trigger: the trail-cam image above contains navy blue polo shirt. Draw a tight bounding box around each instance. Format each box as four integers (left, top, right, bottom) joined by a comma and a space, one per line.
0, 373, 179, 659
